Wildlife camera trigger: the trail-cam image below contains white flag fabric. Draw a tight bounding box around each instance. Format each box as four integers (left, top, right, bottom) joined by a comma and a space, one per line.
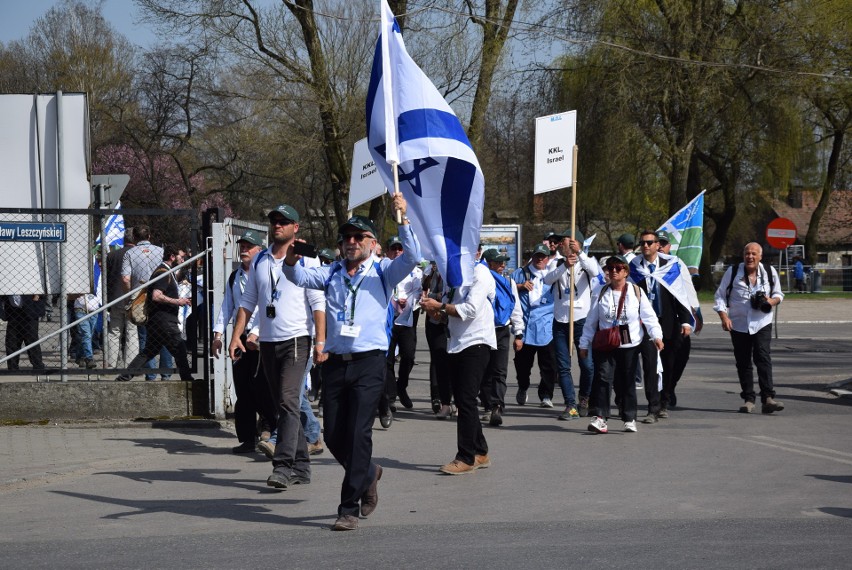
366, 0, 484, 288
648, 257, 703, 333
96, 201, 125, 248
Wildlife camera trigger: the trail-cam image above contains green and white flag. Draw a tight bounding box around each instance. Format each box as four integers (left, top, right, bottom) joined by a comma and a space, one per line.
658, 191, 705, 273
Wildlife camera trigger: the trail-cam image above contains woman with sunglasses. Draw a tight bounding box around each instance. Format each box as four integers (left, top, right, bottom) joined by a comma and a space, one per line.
578, 255, 664, 433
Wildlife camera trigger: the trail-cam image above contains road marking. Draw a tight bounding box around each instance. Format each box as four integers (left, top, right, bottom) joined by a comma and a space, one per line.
750, 435, 852, 459
728, 436, 852, 466
708, 321, 852, 326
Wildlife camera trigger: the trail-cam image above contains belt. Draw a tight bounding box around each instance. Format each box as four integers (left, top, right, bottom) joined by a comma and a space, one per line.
327, 349, 383, 362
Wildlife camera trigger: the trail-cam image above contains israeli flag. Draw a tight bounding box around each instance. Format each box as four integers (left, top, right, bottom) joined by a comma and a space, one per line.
366, 0, 484, 288
96, 201, 125, 248
649, 260, 704, 333
582, 233, 596, 254
657, 191, 705, 272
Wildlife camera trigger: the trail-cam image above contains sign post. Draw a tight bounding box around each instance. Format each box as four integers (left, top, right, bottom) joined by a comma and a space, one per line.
765, 217, 798, 338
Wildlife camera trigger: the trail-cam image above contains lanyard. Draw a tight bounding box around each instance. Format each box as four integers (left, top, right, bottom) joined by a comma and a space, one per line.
268, 256, 281, 304
342, 262, 374, 323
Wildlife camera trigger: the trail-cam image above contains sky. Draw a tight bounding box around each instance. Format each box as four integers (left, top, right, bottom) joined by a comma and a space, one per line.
0, 0, 158, 48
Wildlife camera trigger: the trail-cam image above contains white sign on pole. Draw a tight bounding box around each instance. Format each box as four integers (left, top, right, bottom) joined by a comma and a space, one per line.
534, 110, 577, 195
348, 138, 387, 210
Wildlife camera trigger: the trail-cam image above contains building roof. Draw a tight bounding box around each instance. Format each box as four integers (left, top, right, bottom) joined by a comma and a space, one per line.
770, 189, 852, 248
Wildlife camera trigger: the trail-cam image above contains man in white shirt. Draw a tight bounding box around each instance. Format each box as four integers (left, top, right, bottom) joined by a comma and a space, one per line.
714, 242, 784, 414
421, 260, 497, 475
211, 229, 275, 454
229, 205, 326, 490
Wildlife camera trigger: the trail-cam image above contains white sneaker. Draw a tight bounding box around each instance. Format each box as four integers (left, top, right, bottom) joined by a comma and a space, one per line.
623, 420, 637, 433
587, 416, 608, 434
540, 398, 554, 408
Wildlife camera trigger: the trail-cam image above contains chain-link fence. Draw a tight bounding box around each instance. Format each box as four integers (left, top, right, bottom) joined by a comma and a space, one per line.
0, 207, 205, 381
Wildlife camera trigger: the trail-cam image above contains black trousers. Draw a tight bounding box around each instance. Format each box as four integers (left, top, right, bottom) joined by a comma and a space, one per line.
387, 310, 419, 392
260, 337, 311, 479
449, 344, 491, 465
513, 341, 557, 400
425, 319, 451, 404
661, 334, 691, 408
232, 343, 276, 444
590, 345, 641, 422
480, 325, 511, 410
127, 315, 192, 380
730, 325, 775, 403
3, 306, 44, 369
639, 332, 662, 414
322, 352, 385, 518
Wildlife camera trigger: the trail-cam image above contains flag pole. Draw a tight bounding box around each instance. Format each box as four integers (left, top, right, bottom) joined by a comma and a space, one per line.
392, 162, 402, 224
569, 144, 578, 355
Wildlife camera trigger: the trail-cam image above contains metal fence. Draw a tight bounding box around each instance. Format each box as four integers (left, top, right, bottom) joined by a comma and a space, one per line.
0, 207, 205, 381
711, 264, 852, 293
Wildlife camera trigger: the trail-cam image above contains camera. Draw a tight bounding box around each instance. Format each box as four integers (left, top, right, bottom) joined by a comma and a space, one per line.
266, 304, 276, 319
750, 291, 772, 313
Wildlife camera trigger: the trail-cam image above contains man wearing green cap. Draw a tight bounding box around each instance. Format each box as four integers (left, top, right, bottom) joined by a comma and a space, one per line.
282, 192, 419, 531
229, 205, 327, 490
212, 229, 276, 453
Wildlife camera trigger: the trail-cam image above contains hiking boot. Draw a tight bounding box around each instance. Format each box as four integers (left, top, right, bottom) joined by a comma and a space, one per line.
739, 401, 755, 414
762, 397, 784, 414
473, 454, 491, 469
558, 406, 579, 421
489, 406, 503, 426
256, 440, 275, 459
578, 396, 589, 417
332, 515, 358, 531
307, 439, 324, 455
439, 459, 476, 475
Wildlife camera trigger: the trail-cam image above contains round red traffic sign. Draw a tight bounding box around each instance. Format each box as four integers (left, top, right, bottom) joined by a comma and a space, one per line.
766, 217, 797, 249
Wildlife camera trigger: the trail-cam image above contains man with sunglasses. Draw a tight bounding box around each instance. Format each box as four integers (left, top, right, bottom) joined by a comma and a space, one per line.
629, 230, 692, 423
281, 193, 419, 531
229, 205, 327, 492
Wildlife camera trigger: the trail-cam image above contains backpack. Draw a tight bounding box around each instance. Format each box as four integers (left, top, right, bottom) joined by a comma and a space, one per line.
490, 270, 516, 326
127, 266, 168, 326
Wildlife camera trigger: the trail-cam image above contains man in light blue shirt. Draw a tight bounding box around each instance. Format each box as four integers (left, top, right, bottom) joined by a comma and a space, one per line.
282, 193, 418, 532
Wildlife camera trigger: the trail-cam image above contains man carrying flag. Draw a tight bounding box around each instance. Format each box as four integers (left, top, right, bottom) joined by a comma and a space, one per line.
366, 0, 485, 289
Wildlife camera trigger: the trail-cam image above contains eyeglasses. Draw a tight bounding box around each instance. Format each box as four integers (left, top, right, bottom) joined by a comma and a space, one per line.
270, 218, 294, 227
342, 232, 373, 242
640, 240, 658, 246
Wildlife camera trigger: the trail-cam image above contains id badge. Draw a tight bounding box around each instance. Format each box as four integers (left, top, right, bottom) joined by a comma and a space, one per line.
340, 324, 361, 338
337, 311, 346, 322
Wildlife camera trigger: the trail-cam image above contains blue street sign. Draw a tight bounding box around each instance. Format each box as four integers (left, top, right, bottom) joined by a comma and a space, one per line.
0, 222, 67, 242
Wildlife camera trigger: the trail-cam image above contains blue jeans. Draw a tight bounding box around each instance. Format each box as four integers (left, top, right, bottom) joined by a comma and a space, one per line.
138, 326, 175, 380
74, 310, 96, 360
553, 318, 595, 406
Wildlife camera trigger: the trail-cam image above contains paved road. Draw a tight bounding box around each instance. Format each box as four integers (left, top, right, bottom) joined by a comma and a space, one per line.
1, 297, 850, 568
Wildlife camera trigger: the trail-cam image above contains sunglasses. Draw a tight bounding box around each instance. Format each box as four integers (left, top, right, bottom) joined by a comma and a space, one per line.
342, 232, 373, 242
270, 218, 294, 227
640, 240, 658, 246
605, 265, 627, 272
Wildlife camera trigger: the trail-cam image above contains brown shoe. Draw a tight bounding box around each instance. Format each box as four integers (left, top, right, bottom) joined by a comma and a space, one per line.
474, 454, 491, 470
439, 459, 475, 475
332, 514, 358, 531
256, 440, 275, 459
360, 464, 383, 517
260, 431, 272, 442
308, 439, 324, 455
761, 397, 784, 414
739, 401, 755, 413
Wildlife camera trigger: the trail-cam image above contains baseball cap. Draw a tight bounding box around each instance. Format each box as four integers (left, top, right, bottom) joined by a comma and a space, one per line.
339, 215, 378, 238
617, 233, 635, 247
605, 254, 630, 267
482, 248, 510, 263
237, 229, 265, 247
532, 243, 550, 257
553, 228, 586, 243
656, 230, 669, 244
387, 236, 402, 249
544, 229, 560, 241
267, 204, 300, 222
